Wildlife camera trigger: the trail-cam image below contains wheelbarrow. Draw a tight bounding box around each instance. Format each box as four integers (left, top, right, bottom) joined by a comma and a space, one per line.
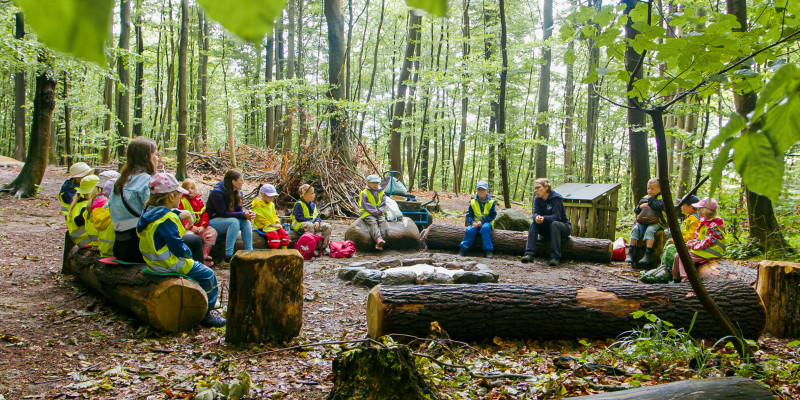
383, 171, 437, 231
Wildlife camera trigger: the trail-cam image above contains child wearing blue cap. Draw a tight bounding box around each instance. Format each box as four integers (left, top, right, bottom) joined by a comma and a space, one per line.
358, 174, 389, 250
253, 183, 290, 249
459, 180, 496, 258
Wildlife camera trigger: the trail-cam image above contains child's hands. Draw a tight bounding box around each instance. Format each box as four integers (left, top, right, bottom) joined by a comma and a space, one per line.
244, 210, 256, 220
179, 209, 194, 225
472, 221, 482, 228
191, 226, 203, 234
314, 221, 320, 230
535, 215, 544, 224
271, 223, 281, 229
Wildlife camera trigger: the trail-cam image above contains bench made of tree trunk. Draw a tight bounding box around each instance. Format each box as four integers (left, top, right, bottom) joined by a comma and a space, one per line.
568, 377, 773, 399
366, 280, 765, 341
210, 230, 301, 260
344, 217, 421, 251
757, 260, 800, 338
421, 223, 613, 263
65, 247, 208, 332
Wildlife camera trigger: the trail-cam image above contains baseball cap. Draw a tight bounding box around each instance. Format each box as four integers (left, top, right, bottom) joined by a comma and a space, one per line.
149, 173, 189, 195
260, 183, 279, 197
476, 180, 489, 190
298, 183, 314, 197
102, 179, 116, 197
692, 197, 718, 210
68, 162, 94, 179
98, 170, 121, 189
76, 175, 100, 194
366, 174, 381, 183
679, 194, 700, 207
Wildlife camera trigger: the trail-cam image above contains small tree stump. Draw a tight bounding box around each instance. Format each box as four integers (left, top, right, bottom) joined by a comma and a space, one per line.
757, 260, 800, 338
344, 217, 421, 251
569, 377, 773, 399
327, 346, 440, 400
226, 250, 304, 345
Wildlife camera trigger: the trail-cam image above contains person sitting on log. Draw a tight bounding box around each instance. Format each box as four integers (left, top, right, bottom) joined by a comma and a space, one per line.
86, 171, 120, 252
625, 178, 666, 265
252, 183, 290, 249
95, 179, 117, 258
179, 178, 218, 266
659, 194, 701, 276
206, 170, 255, 263
67, 174, 100, 249
59, 162, 94, 218
291, 183, 332, 255
137, 173, 226, 328
359, 174, 389, 251
521, 178, 572, 266
459, 180, 496, 258
672, 197, 728, 283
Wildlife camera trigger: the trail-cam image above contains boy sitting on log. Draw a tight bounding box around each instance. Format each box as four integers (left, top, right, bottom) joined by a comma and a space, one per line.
291, 183, 332, 255
625, 178, 666, 265
459, 181, 496, 258
252, 183, 290, 249
358, 174, 389, 250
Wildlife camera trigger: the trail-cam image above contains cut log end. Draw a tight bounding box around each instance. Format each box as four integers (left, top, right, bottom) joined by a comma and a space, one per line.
148, 279, 208, 333
366, 286, 385, 339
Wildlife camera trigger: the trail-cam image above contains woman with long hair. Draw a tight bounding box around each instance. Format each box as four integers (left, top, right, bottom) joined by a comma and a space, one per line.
206, 170, 255, 262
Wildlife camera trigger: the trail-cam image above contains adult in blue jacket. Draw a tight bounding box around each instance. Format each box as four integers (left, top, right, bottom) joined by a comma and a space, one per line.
521, 178, 571, 266
459, 181, 497, 258
206, 170, 255, 262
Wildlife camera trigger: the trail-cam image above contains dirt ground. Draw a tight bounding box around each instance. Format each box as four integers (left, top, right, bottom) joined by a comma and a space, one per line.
0, 166, 780, 399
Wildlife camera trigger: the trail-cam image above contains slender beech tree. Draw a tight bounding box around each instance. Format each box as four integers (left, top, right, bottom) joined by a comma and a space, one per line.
326, 0, 350, 161
176, 0, 189, 181
534, 0, 553, 179
285, 0, 296, 154
196, 9, 209, 152
133, 0, 144, 138
584, 0, 602, 183
563, 39, 576, 182
624, 0, 650, 202
13, 12, 25, 162
265, 32, 275, 149
63, 74, 71, 167
389, 12, 422, 178
497, 0, 510, 208
454, 0, 470, 194
116, 0, 131, 158
483, 6, 497, 187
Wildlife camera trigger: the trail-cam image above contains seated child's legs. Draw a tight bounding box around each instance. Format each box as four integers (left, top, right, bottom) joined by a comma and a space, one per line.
276, 228, 290, 248
460, 225, 480, 250
296, 221, 315, 234
186, 261, 219, 310
265, 230, 283, 249
199, 226, 218, 246
630, 223, 647, 242
479, 223, 493, 251
376, 215, 389, 239
363, 215, 383, 242
317, 222, 332, 248
642, 224, 662, 243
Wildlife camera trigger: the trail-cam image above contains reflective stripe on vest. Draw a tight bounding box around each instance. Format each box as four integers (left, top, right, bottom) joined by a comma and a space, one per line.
691, 224, 728, 259
180, 197, 205, 224
67, 200, 92, 247
291, 201, 319, 230
358, 189, 384, 219
137, 212, 194, 275
470, 198, 495, 227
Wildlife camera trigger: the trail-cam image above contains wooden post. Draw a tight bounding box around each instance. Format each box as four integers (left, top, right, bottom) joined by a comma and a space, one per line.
226, 250, 304, 345
757, 260, 800, 338
227, 107, 237, 169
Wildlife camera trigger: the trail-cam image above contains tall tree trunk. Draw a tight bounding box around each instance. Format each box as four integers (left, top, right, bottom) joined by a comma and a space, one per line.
326, 0, 350, 161
102, 25, 115, 164
497, 0, 511, 208
197, 9, 209, 152
4, 74, 56, 198
176, 0, 189, 181
624, 0, 650, 202
534, 0, 553, 179
563, 40, 575, 182
285, 0, 296, 154
275, 19, 285, 152
389, 12, 422, 178
454, 0, 470, 195
116, 0, 131, 159
676, 113, 696, 198
13, 12, 26, 162
63, 74, 72, 167
265, 33, 275, 149
583, 0, 602, 183
484, 7, 497, 187
358, 0, 385, 141
133, 0, 144, 138
297, 0, 310, 143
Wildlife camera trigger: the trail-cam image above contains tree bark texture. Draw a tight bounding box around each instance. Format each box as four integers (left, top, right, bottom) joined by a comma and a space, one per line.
389, 12, 422, 178
344, 217, 421, 251
62, 75, 72, 167
422, 224, 612, 263
133, 0, 144, 138
366, 281, 765, 341
13, 12, 26, 162
623, 0, 650, 202
583, 0, 602, 183
534, 0, 553, 180
65, 247, 208, 333
756, 260, 800, 338
563, 40, 575, 182
176, 0, 189, 181
569, 377, 773, 399
116, 0, 131, 158
196, 9, 209, 151
226, 250, 304, 344
497, 0, 511, 208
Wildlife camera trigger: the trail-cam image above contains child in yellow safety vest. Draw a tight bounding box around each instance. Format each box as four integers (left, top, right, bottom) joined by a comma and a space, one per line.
291, 183, 332, 255
358, 174, 389, 250
459, 181, 497, 258
87, 171, 120, 253
94, 179, 118, 257
178, 179, 217, 266
659, 194, 701, 273
137, 173, 225, 328
59, 162, 94, 217
252, 184, 290, 249
672, 197, 728, 283
67, 174, 100, 249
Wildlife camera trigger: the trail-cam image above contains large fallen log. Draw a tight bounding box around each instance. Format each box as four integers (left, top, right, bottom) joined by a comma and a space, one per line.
344, 217, 421, 251
757, 260, 800, 338
422, 223, 613, 263
65, 247, 208, 332
367, 280, 765, 341
568, 377, 773, 399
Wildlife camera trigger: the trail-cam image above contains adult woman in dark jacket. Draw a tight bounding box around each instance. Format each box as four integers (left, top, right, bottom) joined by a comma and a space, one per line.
206, 170, 255, 262
521, 178, 572, 266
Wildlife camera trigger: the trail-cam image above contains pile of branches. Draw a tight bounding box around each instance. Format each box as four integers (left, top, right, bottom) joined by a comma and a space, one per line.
187, 145, 283, 180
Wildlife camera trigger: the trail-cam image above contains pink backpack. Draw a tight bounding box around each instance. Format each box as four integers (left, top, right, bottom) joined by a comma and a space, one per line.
295, 232, 323, 260
329, 240, 357, 258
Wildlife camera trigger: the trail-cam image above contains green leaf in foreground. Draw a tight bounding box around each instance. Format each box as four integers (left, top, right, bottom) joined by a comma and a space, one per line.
405, 0, 448, 16
732, 132, 783, 200
15, 0, 113, 64
197, 0, 286, 43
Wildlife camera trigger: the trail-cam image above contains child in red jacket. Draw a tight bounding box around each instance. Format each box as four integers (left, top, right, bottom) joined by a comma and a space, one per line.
179, 179, 218, 266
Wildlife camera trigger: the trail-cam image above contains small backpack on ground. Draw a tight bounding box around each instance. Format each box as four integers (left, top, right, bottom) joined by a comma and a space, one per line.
329, 240, 357, 258
295, 232, 323, 260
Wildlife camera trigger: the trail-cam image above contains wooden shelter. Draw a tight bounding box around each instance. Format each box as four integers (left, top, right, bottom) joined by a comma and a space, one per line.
553, 183, 620, 241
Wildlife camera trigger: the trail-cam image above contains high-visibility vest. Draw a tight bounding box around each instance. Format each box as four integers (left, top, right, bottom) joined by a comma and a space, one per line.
138, 211, 194, 275
291, 201, 319, 230
180, 197, 205, 225
691, 223, 728, 259
358, 189, 384, 219
67, 199, 93, 248
59, 186, 75, 217
94, 204, 115, 257
252, 198, 280, 233
470, 198, 495, 228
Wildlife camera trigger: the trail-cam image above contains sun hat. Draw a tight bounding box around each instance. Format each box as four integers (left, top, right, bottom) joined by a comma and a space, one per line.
679, 194, 700, 207
476, 180, 489, 190
149, 173, 189, 195
68, 162, 94, 179
260, 183, 279, 197
76, 175, 100, 195
692, 197, 718, 210
98, 170, 121, 189
366, 174, 381, 184
102, 179, 117, 197
298, 183, 314, 197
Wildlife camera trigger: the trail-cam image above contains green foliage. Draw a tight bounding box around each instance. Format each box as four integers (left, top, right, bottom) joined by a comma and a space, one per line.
197, 0, 285, 43
405, 0, 448, 16
726, 239, 764, 260
195, 369, 252, 400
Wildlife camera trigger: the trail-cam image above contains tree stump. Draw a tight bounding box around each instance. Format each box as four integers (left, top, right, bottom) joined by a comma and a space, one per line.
631, 230, 666, 269
568, 377, 773, 399
65, 247, 208, 332
367, 281, 765, 341
421, 223, 613, 263
757, 260, 800, 338
327, 345, 440, 400
226, 250, 304, 345
344, 217, 421, 251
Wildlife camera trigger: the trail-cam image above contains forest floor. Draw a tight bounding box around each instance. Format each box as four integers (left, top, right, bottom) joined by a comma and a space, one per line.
0, 165, 797, 399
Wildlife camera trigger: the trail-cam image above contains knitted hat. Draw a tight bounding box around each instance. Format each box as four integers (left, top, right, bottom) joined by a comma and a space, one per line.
149, 173, 188, 195
68, 162, 94, 179
76, 175, 100, 195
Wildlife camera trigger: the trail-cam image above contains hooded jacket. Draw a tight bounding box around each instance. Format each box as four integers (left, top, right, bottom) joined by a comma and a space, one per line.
179, 194, 210, 228
206, 181, 245, 220
533, 191, 571, 225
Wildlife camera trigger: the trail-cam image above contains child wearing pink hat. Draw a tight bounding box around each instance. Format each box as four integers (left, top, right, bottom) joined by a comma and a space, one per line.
672, 197, 728, 283
252, 184, 290, 249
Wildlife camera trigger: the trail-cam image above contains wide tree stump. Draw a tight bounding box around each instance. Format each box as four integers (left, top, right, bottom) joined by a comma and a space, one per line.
367, 281, 765, 341
421, 223, 613, 263
327, 346, 440, 400
757, 260, 800, 338
568, 377, 773, 399
226, 250, 304, 344
344, 217, 421, 251
65, 247, 208, 332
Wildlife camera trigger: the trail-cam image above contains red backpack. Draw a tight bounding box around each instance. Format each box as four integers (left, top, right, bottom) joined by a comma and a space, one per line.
295, 232, 323, 260
329, 240, 357, 258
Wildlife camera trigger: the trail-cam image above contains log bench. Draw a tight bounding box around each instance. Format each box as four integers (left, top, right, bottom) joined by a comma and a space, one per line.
568, 377, 773, 399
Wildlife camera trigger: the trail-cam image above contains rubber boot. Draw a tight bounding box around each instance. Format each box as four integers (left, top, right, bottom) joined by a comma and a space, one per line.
624, 245, 636, 263
203, 244, 214, 267
638, 248, 654, 265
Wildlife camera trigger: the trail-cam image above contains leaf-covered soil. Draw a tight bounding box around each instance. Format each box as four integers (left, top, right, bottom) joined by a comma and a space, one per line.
0, 166, 797, 399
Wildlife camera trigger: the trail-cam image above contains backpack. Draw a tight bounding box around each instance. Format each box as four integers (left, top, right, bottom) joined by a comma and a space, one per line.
295, 232, 323, 260
329, 240, 357, 258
